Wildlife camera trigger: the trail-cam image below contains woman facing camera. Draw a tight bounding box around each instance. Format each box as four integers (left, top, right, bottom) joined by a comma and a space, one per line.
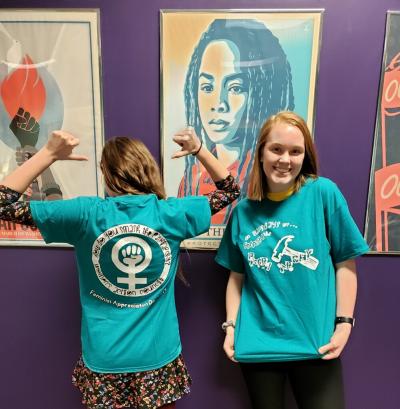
216, 111, 369, 409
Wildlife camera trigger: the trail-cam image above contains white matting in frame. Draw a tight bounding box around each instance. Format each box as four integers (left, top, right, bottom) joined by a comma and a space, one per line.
160, 9, 323, 249
0, 9, 104, 246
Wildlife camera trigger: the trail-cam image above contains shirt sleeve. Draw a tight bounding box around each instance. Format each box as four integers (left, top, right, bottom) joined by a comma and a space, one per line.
30, 197, 93, 245
180, 196, 212, 239
0, 185, 35, 226
206, 174, 240, 215
323, 182, 369, 263
215, 207, 245, 273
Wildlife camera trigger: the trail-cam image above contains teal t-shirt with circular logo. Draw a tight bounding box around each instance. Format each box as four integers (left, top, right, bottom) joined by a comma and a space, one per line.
31, 194, 210, 372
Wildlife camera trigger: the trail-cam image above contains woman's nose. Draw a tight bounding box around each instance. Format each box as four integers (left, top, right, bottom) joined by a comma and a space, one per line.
278, 151, 290, 163
211, 90, 229, 113
211, 101, 229, 113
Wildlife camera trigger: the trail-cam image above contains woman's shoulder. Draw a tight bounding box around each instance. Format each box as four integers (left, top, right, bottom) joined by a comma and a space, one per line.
71, 195, 104, 206
303, 177, 347, 207
163, 195, 209, 212
165, 195, 208, 205
33, 195, 100, 208
303, 176, 340, 193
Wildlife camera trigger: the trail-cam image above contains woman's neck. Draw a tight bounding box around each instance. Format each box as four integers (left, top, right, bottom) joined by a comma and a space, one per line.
266, 185, 295, 201
214, 143, 240, 168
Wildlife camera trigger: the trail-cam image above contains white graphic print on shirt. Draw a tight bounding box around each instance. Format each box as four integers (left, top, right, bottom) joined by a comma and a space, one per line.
92, 223, 172, 297
244, 221, 319, 274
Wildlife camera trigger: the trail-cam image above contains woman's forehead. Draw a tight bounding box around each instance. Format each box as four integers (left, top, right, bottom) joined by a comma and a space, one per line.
266, 123, 305, 145
200, 40, 241, 70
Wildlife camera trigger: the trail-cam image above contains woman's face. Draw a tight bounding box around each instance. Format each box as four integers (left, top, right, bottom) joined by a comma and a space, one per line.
261, 122, 305, 193
197, 40, 249, 145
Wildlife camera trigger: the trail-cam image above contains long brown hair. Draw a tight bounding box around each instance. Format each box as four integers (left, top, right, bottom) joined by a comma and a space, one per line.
100, 137, 166, 199
247, 111, 318, 201
100, 137, 190, 283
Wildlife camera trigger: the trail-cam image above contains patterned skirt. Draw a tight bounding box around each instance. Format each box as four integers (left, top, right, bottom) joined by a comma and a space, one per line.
72, 354, 191, 409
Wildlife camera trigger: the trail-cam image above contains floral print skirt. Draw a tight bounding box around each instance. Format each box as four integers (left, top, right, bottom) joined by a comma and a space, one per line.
72, 354, 191, 409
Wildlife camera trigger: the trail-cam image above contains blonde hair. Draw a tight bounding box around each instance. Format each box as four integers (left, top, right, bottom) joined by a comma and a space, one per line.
247, 111, 318, 200
100, 137, 166, 199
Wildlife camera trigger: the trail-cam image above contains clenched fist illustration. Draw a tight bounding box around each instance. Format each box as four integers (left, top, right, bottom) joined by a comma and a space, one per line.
112, 237, 152, 291
121, 244, 144, 269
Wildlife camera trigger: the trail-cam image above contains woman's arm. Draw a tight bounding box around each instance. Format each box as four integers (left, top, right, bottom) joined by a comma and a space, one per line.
1, 131, 87, 194
318, 259, 357, 360
207, 175, 240, 215
0, 185, 35, 226
172, 127, 229, 181
0, 131, 87, 226
223, 271, 244, 362
172, 128, 240, 213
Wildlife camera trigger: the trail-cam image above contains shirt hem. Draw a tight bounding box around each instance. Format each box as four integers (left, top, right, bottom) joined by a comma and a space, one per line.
81, 344, 182, 373
236, 353, 322, 363
215, 255, 244, 273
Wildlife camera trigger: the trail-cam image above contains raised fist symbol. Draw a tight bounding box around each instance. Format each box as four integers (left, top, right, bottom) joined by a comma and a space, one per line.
112, 237, 152, 291
10, 107, 40, 147
122, 244, 144, 270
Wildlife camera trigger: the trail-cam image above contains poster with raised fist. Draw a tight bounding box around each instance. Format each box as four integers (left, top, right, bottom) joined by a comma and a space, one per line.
0, 9, 104, 246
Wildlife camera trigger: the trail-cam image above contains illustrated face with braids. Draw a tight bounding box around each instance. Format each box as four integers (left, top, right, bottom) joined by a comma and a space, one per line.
180, 19, 295, 217
197, 39, 249, 145
185, 19, 294, 153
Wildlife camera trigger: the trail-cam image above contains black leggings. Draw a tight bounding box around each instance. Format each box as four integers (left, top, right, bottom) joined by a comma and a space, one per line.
240, 358, 345, 409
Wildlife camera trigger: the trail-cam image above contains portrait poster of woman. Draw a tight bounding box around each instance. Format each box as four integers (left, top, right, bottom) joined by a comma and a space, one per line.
0, 9, 103, 246
161, 10, 323, 249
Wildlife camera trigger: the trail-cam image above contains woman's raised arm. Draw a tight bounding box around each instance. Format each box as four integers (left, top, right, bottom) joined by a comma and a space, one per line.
1, 130, 87, 194
172, 127, 240, 214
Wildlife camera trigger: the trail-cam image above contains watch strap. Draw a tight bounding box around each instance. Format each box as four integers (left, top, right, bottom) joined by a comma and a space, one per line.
335, 316, 355, 327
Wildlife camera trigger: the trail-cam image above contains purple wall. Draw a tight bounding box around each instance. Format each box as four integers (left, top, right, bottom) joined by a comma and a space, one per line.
1, 1, 399, 408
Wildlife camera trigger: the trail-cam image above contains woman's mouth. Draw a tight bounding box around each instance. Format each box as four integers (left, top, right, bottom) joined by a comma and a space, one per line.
273, 166, 291, 175
209, 118, 230, 131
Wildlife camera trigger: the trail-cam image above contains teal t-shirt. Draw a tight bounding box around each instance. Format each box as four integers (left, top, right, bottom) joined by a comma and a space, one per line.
31, 194, 210, 372
215, 177, 369, 362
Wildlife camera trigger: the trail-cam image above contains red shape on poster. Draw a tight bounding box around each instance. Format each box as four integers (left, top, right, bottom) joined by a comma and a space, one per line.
0, 54, 46, 120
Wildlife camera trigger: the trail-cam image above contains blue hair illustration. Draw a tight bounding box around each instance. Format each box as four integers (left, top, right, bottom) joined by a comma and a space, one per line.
182, 19, 294, 218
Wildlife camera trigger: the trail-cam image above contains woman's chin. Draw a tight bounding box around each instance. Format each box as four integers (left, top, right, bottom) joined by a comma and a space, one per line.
205, 128, 236, 145
268, 176, 294, 191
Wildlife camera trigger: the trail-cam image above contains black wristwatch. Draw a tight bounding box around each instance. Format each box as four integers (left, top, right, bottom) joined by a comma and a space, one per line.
335, 316, 355, 328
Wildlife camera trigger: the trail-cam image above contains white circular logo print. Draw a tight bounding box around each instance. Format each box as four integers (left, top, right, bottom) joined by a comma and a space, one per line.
92, 224, 172, 297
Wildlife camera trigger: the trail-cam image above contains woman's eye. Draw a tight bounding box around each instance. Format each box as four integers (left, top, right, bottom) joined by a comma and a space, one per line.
200, 83, 214, 93
228, 84, 245, 94
291, 149, 303, 155
272, 147, 281, 153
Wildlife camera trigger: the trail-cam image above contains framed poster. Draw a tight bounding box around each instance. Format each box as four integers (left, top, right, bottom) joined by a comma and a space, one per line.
161, 9, 323, 249
365, 11, 400, 254
0, 9, 104, 246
